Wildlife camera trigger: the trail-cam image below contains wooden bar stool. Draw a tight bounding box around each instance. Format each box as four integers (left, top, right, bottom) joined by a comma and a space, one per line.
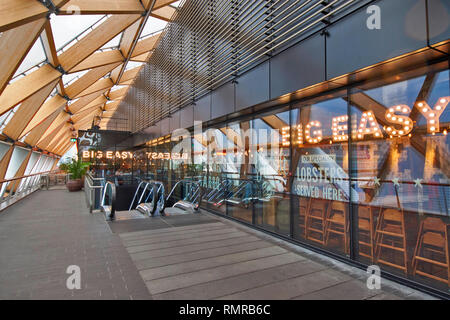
298, 197, 310, 238
374, 208, 408, 274
325, 201, 349, 253
306, 199, 329, 245
412, 217, 449, 285
357, 205, 375, 262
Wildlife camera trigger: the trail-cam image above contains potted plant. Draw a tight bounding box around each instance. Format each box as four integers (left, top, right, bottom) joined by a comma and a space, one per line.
66, 157, 90, 192
58, 161, 69, 172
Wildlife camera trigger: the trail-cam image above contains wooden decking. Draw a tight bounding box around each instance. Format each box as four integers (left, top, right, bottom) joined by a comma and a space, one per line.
0, 189, 435, 300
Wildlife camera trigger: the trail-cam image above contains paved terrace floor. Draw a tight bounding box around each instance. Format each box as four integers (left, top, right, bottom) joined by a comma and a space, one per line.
0, 189, 436, 300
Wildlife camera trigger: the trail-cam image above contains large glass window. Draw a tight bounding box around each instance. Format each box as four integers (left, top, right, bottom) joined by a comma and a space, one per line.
291, 94, 350, 256
252, 108, 291, 235
134, 65, 450, 295
203, 124, 228, 216
350, 69, 450, 290
224, 120, 253, 222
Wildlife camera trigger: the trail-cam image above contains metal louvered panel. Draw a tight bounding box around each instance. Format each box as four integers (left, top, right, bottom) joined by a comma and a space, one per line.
117, 0, 360, 133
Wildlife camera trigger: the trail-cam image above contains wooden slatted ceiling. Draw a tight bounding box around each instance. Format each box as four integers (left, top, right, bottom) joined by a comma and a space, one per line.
119, 66, 143, 84
2, 79, 59, 140
0, 18, 47, 95
140, 0, 154, 10
46, 128, 73, 152
77, 108, 103, 124
0, 145, 14, 183
109, 87, 129, 100
53, 132, 76, 153
7, 150, 32, 193
110, 64, 124, 84
102, 110, 117, 117
73, 111, 103, 130
72, 119, 91, 131
40, 124, 71, 151
51, 138, 71, 155
0, 0, 47, 32
119, 79, 133, 86
24, 110, 61, 146
70, 50, 124, 73
0, 64, 62, 116
65, 62, 121, 99
20, 95, 67, 139
0, 0, 179, 156
131, 51, 152, 62
110, 95, 127, 102
151, 6, 177, 21
104, 101, 121, 111
41, 21, 60, 68
75, 78, 114, 98
132, 33, 161, 57
120, 19, 142, 58
72, 106, 102, 123
78, 95, 108, 112
59, 0, 145, 15
39, 112, 72, 144
55, 141, 74, 156
36, 120, 69, 150
68, 91, 107, 114
59, 14, 141, 71
154, 0, 179, 10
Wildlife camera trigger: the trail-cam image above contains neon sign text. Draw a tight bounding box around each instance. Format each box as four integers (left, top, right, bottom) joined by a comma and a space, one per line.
280, 97, 449, 145
82, 151, 189, 160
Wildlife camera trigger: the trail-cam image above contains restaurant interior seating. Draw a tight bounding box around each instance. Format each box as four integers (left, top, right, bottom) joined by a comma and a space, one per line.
306, 199, 329, 245
412, 217, 449, 285
357, 205, 375, 262
374, 208, 408, 275
298, 197, 310, 238
325, 201, 349, 254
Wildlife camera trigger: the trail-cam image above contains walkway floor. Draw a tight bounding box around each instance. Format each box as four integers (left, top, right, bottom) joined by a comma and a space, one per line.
0, 189, 436, 300
0, 190, 150, 300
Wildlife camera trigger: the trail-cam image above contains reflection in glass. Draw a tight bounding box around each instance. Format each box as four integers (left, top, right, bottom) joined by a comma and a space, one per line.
351, 69, 450, 289
291, 97, 350, 255
252, 109, 291, 235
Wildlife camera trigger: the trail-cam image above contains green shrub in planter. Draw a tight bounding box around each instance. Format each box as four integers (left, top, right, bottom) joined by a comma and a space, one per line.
66, 158, 90, 191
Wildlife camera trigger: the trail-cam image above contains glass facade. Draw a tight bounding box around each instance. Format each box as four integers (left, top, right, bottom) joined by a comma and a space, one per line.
350, 69, 450, 290
291, 95, 351, 255
88, 65, 450, 295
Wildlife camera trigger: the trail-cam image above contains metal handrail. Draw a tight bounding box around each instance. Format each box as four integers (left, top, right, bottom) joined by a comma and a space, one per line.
101, 181, 116, 220
165, 179, 203, 211
136, 180, 165, 216
205, 180, 233, 203
153, 183, 166, 214
86, 171, 106, 181
143, 180, 165, 203
129, 180, 150, 211
84, 172, 105, 213
225, 180, 254, 205
137, 181, 154, 206
0, 170, 62, 212
0, 169, 59, 184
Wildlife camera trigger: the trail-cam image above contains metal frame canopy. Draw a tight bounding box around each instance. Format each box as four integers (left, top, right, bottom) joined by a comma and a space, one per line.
0, 0, 180, 157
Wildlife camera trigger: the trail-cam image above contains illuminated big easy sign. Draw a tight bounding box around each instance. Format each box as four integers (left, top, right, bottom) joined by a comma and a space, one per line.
281, 97, 449, 145
82, 151, 189, 160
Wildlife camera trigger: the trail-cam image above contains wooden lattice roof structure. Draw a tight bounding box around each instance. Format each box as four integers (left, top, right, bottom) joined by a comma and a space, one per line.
0, 0, 179, 157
